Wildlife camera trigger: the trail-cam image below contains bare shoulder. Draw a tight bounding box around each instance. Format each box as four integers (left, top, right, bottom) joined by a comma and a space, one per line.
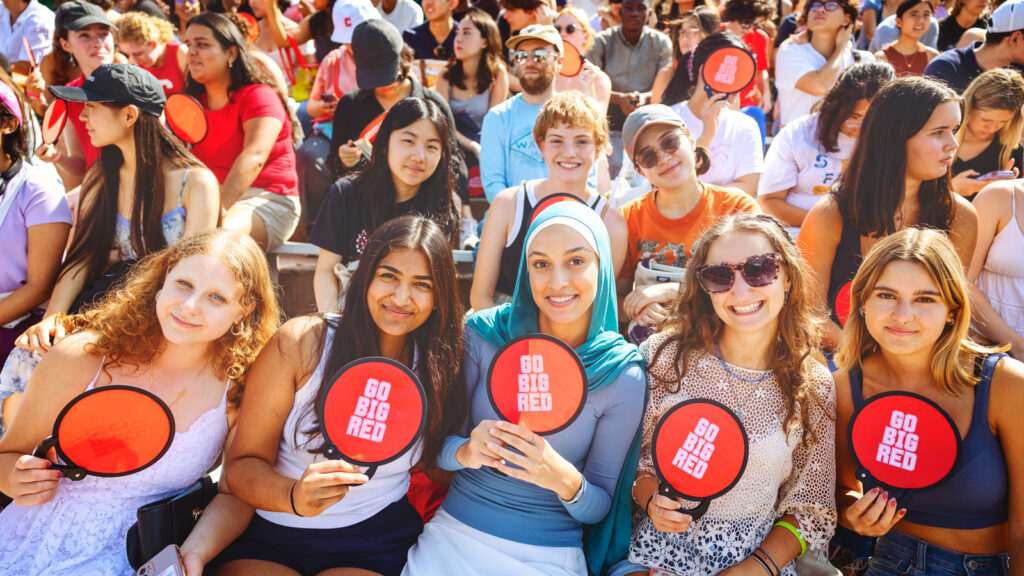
990, 355, 1024, 427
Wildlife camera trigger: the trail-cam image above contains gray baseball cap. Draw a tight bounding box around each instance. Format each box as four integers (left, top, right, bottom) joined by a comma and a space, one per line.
505, 24, 564, 56
352, 19, 404, 89
622, 104, 685, 160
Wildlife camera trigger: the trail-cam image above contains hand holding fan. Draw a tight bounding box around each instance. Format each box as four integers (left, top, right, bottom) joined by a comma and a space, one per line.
41, 98, 68, 145
354, 111, 388, 160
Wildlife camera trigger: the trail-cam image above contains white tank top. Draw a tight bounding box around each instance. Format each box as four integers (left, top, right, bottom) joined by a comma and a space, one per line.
978, 188, 1024, 336
256, 320, 423, 529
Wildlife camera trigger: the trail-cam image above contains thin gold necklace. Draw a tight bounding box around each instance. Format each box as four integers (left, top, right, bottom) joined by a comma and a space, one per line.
149, 360, 207, 408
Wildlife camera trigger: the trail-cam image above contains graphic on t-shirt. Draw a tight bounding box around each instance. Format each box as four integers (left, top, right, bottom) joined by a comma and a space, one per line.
511, 127, 544, 165
355, 229, 368, 256
637, 239, 687, 270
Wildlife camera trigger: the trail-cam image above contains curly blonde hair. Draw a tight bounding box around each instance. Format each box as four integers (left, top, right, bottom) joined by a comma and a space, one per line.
115, 11, 176, 46
78, 229, 281, 410
647, 213, 827, 446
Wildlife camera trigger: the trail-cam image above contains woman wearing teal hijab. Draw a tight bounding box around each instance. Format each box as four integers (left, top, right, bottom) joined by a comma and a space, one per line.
402, 202, 646, 575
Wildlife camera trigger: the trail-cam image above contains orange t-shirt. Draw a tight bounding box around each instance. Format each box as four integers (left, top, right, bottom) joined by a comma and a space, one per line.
619, 184, 761, 279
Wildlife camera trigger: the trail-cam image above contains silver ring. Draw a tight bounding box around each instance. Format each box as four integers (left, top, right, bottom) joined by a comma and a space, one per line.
528, 436, 536, 446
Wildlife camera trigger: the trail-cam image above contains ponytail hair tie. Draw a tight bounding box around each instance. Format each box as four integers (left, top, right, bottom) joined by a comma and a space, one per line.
687, 51, 696, 82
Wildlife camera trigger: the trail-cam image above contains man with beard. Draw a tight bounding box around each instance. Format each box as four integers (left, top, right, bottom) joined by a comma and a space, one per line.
587, 0, 671, 177
480, 24, 595, 201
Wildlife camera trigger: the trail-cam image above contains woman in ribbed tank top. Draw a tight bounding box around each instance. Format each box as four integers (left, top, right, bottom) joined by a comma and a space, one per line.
470, 92, 628, 311
221, 216, 467, 576
798, 77, 978, 350
833, 229, 1024, 576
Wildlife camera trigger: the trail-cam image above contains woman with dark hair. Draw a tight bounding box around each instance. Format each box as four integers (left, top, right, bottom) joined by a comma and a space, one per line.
220, 215, 467, 576
658, 32, 765, 196
834, 228, 1022, 576
651, 7, 720, 105
0, 75, 70, 432
612, 213, 836, 576
798, 76, 979, 349
436, 8, 509, 157
0, 228, 281, 575
759, 61, 895, 228
651, 0, 719, 30
936, 0, 988, 51
873, 0, 938, 76
184, 11, 301, 252
403, 201, 645, 576
311, 96, 461, 312
775, 0, 865, 127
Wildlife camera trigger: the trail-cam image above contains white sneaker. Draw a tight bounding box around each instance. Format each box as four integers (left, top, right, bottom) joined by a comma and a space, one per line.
460, 217, 480, 250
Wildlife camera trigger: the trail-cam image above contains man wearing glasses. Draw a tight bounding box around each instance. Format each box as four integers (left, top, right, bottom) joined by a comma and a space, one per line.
480, 24, 597, 201
586, 0, 672, 179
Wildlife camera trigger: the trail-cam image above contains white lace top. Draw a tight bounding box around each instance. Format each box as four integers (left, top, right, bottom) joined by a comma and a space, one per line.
628, 332, 837, 575
0, 364, 229, 576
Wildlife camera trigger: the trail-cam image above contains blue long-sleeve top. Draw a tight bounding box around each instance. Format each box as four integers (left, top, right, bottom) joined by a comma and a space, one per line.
437, 327, 646, 547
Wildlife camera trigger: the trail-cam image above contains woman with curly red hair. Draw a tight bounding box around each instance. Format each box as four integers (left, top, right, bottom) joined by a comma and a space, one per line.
0, 229, 281, 576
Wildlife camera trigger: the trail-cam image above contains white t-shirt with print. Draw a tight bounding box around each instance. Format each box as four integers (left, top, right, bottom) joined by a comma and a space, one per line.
669, 101, 765, 187
758, 112, 855, 210
774, 43, 873, 126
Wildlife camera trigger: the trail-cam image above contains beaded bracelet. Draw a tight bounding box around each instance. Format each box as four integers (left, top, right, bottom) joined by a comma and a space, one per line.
773, 520, 807, 557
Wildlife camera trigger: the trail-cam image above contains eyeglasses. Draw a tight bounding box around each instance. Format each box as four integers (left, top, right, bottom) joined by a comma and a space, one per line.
679, 27, 704, 38
696, 253, 781, 294
808, 1, 841, 12
634, 129, 682, 169
512, 48, 556, 64
555, 23, 579, 34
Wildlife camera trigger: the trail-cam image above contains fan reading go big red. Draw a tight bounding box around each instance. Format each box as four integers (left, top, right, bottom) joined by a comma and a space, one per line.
849, 392, 961, 491
34, 386, 175, 481
701, 46, 757, 96
486, 334, 587, 436
317, 357, 427, 471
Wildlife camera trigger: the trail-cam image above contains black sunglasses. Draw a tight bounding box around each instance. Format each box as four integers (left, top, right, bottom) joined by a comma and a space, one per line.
696, 253, 781, 294
635, 129, 682, 169
555, 23, 578, 34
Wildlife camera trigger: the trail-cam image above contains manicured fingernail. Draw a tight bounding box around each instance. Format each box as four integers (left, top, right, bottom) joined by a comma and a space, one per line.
888, 499, 896, 507
868, 487, 879, 495
899, 509, 907, 515
486, 442, 496, 449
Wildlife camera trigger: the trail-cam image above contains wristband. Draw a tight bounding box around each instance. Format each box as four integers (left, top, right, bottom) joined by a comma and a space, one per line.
289, 480, 305, 516
631, 472, 655, 506
24, 89, 40, 99
560, 476, 586, 505
645, 491, 657, 518
750, 551, 775, 576
774, 520, 807, 557
755, 546, 781, 576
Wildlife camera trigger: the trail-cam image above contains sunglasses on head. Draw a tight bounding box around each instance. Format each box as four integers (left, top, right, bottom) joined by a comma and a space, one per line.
512, 48, 555, 64
808, 1, 841, 11
555, 23, 579, 34
696, 253, 781, 294
634, 129, 683, 170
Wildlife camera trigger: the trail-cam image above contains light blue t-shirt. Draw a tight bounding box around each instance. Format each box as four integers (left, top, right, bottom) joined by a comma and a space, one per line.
437, 327, 645, 547
867, 14, 939, 52
479, 94, 598, 202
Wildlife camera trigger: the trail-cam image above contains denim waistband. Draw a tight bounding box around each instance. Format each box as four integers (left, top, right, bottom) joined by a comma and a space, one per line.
872, 530, 1009, 576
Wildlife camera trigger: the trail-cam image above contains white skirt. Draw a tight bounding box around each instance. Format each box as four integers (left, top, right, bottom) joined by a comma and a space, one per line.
402, 508, 588, 576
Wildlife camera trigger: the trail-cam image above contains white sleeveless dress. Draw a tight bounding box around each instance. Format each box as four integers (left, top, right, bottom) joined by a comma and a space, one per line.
0, 365, 229, 576
977, 189, 1024, 337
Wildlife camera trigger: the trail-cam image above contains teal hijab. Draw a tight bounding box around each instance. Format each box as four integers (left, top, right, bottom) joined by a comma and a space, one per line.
466, 201, 645, 574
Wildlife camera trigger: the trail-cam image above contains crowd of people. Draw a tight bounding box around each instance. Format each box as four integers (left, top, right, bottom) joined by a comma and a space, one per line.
0, 0, 1020, 573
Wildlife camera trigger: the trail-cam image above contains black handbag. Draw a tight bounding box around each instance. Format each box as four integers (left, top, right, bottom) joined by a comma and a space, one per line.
125, 475, 218, 569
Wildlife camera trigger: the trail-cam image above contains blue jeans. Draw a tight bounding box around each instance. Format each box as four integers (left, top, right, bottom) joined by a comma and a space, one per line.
865, 531, 1009, 576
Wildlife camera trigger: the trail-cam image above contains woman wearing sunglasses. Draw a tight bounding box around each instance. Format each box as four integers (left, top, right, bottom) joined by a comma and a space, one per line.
471, 91, 626, 311
554, 7, 612, 116
833, 228, 1023, 576
775, 0, 864, 128
798, 76, 978, 350
0, 229, 281, 576
617, 104, 760, 341
610, 212, 836, 576
404, 201, 645, 576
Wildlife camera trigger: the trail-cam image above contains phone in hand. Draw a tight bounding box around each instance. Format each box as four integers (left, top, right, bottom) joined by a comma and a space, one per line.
321, 93, 337, 103
136, 544, 185, 576
974, 170, 1016, 181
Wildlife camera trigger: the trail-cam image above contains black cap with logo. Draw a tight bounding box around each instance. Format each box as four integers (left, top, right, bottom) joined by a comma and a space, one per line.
49, 64, 166, 117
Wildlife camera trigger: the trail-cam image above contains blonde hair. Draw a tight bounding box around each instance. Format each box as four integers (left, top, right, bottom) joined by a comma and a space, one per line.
556, 7, 596, 51
835, 228, 1006, 396
115, 11, 176, 46
79, 229, 282, 410
532, 91, 610, 152
958, 68, 1024, 170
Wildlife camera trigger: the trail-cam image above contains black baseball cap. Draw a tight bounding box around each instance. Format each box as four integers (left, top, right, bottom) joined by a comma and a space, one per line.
49, 64, 165, 117
352, 19, 404, 89
55, 1, 115, 31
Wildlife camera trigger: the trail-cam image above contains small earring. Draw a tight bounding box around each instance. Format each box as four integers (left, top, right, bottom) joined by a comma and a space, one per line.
858, 306, 865, 316
231, 320, 245, 337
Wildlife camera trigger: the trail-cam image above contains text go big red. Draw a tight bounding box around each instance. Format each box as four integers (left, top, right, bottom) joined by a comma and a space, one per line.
346, 378, 391, 443
876, 410, 919, 471
673, 417, 719, 479
517, 354, 552, 412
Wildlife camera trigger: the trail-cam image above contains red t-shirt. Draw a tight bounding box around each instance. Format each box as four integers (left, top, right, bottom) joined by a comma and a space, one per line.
144, 43, 186, 95
65, 75, 100, 168
192, 84, 298, 196
739, 29, 768, 108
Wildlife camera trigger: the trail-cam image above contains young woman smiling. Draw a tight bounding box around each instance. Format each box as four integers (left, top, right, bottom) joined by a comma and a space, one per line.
403, 201, 645, 576
470, 91, 626, 311
220, 216, 466, 576
311, 97, 461, 312
0, 229, 281, 575
833, 228, 1024, 576
798, 76, 978, 350
873, 0, 939, 76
